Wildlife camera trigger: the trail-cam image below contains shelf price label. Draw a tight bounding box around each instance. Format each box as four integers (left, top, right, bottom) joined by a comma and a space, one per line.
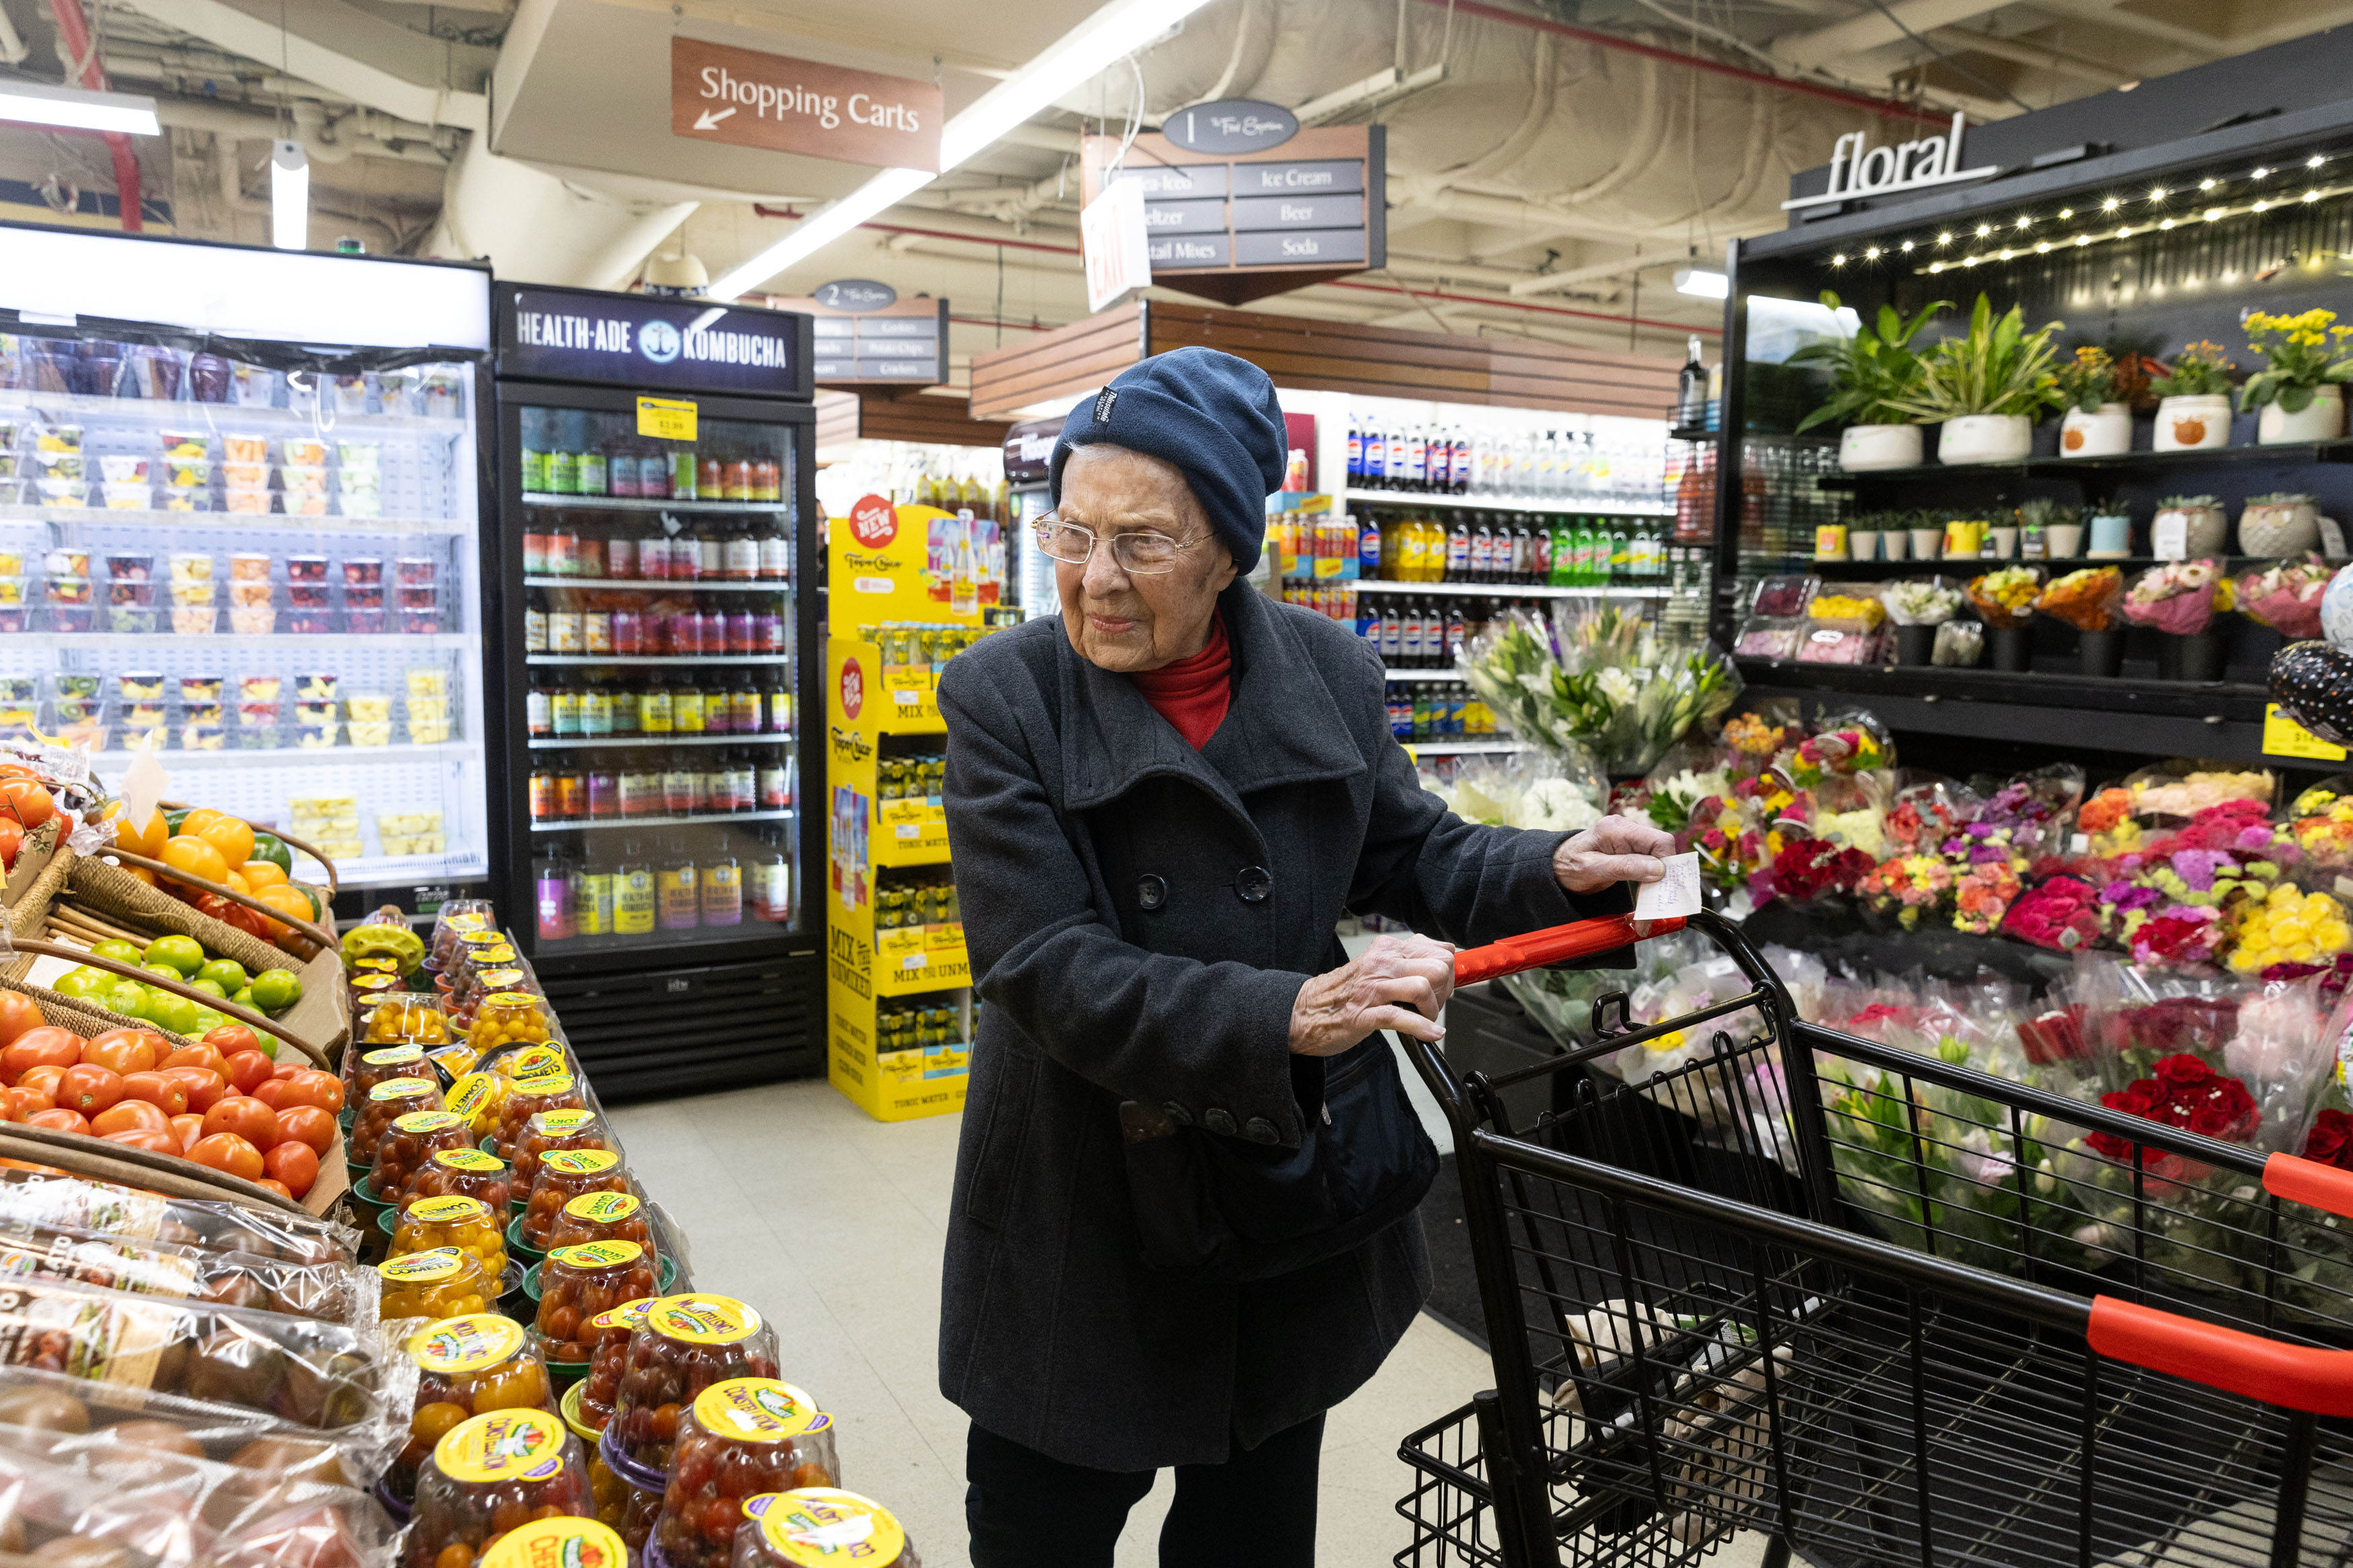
2264, 703, 2348, 761
637, 395, 698, 442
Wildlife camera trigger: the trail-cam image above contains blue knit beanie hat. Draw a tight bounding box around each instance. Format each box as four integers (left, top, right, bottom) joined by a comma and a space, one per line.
1049, 346, 1285, 573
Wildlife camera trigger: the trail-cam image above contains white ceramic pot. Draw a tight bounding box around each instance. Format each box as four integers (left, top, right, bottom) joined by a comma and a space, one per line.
2239, 497, 2323, 556
1986, 526, 2020, 559
2259, 384, 2346, 444
1839, 423, 1923, 472
2151, 504, 2229, 559
1909, 527, 1944, 560
1937, 413, 2033, 465
1879, 530, 1911, 561
2046, 523, 2084, 559
2153, 393, 2231, 452
2059, 402, 2132, 458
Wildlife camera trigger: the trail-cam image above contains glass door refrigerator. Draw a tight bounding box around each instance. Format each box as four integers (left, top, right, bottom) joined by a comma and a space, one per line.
491, 284, 820, 1098
0, 223, 496, 908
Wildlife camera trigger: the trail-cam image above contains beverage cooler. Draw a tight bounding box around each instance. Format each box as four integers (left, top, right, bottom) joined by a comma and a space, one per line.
0, 223, 496, 902
1000, 415, 1063, 616
491, 284, 821, 1096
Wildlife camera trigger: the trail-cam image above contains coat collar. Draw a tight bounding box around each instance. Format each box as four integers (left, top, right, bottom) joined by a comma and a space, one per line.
1059, 582, 1367, 816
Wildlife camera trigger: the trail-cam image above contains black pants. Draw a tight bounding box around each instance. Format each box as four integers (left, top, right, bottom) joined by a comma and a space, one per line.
966, 1413, 1324, 1567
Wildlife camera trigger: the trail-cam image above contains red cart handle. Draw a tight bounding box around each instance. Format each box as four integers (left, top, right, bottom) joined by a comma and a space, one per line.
2089, 1296, 2353, 1417
1452, 914, 1686, 986
2264, 1151, 2353, 1222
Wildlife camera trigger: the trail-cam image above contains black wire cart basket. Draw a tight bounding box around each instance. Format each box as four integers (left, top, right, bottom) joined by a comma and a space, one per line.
1397, 910, 2353, 1568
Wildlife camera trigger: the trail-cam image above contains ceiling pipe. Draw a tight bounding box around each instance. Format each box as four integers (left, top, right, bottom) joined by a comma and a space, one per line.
1322, 277, 1720, 335
49, 0, 144, 232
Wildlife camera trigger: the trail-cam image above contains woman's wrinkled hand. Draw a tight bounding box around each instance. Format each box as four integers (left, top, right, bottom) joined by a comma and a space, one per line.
1554, 814, 1677, 894
1289, 934, 1456, 1055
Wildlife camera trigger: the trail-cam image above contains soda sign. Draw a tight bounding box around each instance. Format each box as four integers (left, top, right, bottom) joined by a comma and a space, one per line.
848, 494, 898, 548
840, 657, 865, 720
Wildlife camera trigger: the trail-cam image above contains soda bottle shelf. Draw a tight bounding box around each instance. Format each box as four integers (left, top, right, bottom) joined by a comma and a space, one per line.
520, 493, 791, 513
1382, 667, 1470, 681
524, 654, 792, 667
1344, 489, 1671, 517
531, 808, 796, 833
9, 631, 474, 651
527, 733, 794, 750
1351, 579, 1673, 600
522, 575, 791, 592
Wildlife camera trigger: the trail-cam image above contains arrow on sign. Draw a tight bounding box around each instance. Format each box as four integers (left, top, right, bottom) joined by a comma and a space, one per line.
693, 106, 737, 131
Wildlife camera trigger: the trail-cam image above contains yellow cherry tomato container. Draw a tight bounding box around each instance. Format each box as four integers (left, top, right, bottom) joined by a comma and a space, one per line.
402, 1407, 595, 1568
393, 1193, 510, 1280
466, 990, 550, 1055
378, 1245, 493, 1321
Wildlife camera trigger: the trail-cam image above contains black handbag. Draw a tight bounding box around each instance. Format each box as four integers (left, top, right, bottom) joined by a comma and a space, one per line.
1117, 1032, 1437, 1282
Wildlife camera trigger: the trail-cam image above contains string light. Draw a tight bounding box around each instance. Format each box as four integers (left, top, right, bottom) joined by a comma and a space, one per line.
2254, 167, 2272, 179
1831, 253, 1846, 266
1864, 245, 1881, 259
2311, 154, 2328, 168
2034, 240, 2050, 253
2159, 218, 2176, 229
1928, 261, 1944, 272
1975, 222, 1993, 237
2200, 178, 2219, 191
2253, 200, 2269, 212
2149, 186, 2167, 201
1999, 247, 2014, 259
2306, 190, 2323, 202
2206, 207, 2225, 221
2075, 235, 2091, 246
1899, 239, 1914, 252
2058, 207, 2073, 218
2101, 196, 2122, 212
1936, 231, 1953, 245
2015, 214, 2033, 229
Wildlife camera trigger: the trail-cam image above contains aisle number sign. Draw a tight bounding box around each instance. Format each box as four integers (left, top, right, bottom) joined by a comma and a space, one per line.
636, 396, 696, 442
2264, 703, 2348, 761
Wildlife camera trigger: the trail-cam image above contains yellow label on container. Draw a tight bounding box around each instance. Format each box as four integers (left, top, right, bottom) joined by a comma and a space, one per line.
547, 1239, 643, 1270
689, 1377, 822, 1442
590, 1296, 655, 1332
2265, 703, 2349, 761
409, 1313, 525, 1374
480, 1516, 625, 1568
504, 1046, 568, 1081
748, 1490, 907, 1567
458, 930, 503, 949
476, 967, 527, 991
447, 1073, 497, 1122
541, 1149, 616, 1180
368, 1077, 436, 1103
563, 1190, 641, 1223
409, 1195, 489, 1225
393, 1110, 465, 1135
379, 1248, 466, 1284
646, 1294, 761, 1345
434, 1148, 504, 1173
434, 1407, 567, 1485
515, 1072, 578, 1102
361, 1045, 426, 1067
637, 395, 697, 443
530, 1108, 598, 1137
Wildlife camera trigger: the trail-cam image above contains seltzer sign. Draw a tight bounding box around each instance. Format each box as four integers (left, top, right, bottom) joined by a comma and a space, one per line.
1782, 112, 1998, 211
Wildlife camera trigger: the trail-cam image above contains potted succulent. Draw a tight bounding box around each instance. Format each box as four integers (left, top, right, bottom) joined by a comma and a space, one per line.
2241, 308, 2353, 444
1790, 290, 1947, 472
2149, 340, 2235, 452
1906, 508, 1944, 561
1888, 294, 2063, 465
2239, 493, 2325, 556
1875, 510, 1911, 561
2056, 345, 2131, 458
2152, 495, 2227, 558
1845, 511, 1882, 561
2019, 497, 2081, 561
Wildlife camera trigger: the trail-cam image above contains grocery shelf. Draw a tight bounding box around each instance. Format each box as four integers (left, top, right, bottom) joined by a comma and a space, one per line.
0, 505, 469, 536
524, 654, 791, 667
339, 851, 490, 889
4, 632, 471, 651
523, 576, 792, 592
1382, 667, 1466, 681
528, 733, 793, 749
0, 390, 470, 434
1401, 739, 1531, 755
521, 493, 791, 513
91, 741, 479, 768
530, 809, 796, 833
1353, 579, 1675, 599
1814, 438, 2353, 489
1343, 489, 1671, 517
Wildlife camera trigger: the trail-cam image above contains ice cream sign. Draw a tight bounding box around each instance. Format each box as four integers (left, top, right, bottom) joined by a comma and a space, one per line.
1782, 112, 1999, 211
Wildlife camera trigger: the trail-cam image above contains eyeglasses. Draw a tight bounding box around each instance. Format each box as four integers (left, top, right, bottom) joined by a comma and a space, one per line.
1033, 515, 1205, 575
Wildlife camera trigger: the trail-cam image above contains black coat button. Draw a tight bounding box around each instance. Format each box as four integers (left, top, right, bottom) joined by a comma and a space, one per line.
1137, 874, 1167, 912
1243, 1116, 1279, 1145
1203, 1108, 1238, 1137
1234, 866, 1272, 903
1162, 1101, 1193, 1128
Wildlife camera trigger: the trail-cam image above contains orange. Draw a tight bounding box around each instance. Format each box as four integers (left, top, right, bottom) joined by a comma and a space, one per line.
225, 869, 250, 897
178, 808, 227, 839
196, 815, 255, 869
110, 807, 167, 860
159, 835, 230, 888
255, 884, 316, 938
238, 860, 289, 891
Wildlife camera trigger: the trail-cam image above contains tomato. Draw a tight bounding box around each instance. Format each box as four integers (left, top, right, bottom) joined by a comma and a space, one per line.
163, 1067, 227, 1114
238, 860, 289, 891
169, 1114, 204, 1153
0, 993, 42, 1050
16, 1065, 65, 1100
261, 1140, 319, 1198
254, 1178, 294, 1200
188, 1133, 264, 1182
202, 1096, 280, 1150
177, 808, 226, 840
91, 1100, 169, 1137
90, 1027, 168, 1071
0, 819, 21, 872
118, 1071, 189, 1117
159, 1044, 225, 1077
203, 1025, 262, 1061
0, 778, 55, 833
82, 1034, 160, 1077
56, 1065, 124, 1116
24, 1108, 89, 1136
2, 1087, 51, 1121
272, 1058, 307, 1081
104, 1130, 182, 1155
251, 1078, 294, 1113
275, 1105, 337, 1157
254, 886, 318, 942
280, 1071, 344, 1114
221, 1050, 273, 1096
2, 1029, 84, 1083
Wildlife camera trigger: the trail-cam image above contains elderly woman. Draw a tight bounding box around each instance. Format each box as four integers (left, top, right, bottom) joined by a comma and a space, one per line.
938, 347, 1671, 1565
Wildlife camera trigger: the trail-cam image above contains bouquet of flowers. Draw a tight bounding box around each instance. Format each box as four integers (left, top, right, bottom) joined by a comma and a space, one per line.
2002, 874, 2104, 950
2126, 764, 2274, 821
1952, 860, 2024, 934
1643, 762, 1731, 835
1967, 566, 2044, 628
2227, 884, 2353, 973
1885, 774, 1979, 852
1780, 717, 1892, 788
1684, 773, 1798, 893
1720, 709, 1799, 766
2122, 559, 2226, 636
2286, 778, 2353, 873
1428, 746, 1608, 835
2076, 787, 2143, 858
1456, 605, 1743, 774
1858, 854, 1955, 928
1970, 764, 2085, 860
1807, 592, 1886, 628
2235, 555, 2334, 639
1882, 579, 1962, 626
2035, 566, 2125, 630
1765, 835, 1875, 907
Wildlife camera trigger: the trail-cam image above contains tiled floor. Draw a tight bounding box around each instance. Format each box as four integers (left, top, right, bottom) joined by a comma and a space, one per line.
612, 1077, 1774, 1567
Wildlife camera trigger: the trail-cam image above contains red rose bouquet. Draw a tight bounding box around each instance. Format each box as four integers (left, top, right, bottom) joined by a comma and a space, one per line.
2084, 1053, 2260, 1161
2001, 874, 2103, 951
1767, 836, 1874, 905
2304, 1108, 2353, 1171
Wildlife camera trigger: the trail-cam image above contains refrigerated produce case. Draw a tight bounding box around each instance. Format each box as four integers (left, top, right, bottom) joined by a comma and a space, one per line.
491, 284, 821, 1096
0, 223, 496, 901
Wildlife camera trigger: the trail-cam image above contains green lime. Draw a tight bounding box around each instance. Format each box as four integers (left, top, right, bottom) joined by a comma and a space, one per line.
141, 936, 205, 977
91, 940, 145, 966
190, 1009, 227, 1036
106, 982, 153, 1021
146, 993, 202, 1037
248, 970, 303, 1015
141, 963, 184, 985
53, 968, 109, 1001
231, 986, 255, 1010
196, 959, 248, 993
189, 977, 227, 999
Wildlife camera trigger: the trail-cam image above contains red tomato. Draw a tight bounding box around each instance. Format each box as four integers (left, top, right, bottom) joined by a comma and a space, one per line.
261, 1140, 319, 1198
91, 1100, 169, 1137
0, 993, 42, 1050
275, 1104, 337, 1157
2, 1029, 84, 1083
222, 1051, 273, 1096
104, 1130, 183, 1155
280, 1071, 345, 1114
2, 1087, 49, 1120
56, 1065, 124, 1116
254, 1178, 294, 1200
0, 779, 54, 833
188, 1133, 264, 1182
159, 1044, 225, 1077
169, 1114, 203, 1153
118, 1071, 189, 1117
202, 1096, 281, 1150
24, 1108, 88, 1136
250, 1078, 294, 1114
202, 1025, 263, 1059
272, 1059, 307, 1081
163, 1067, 227, 1115
0, 819, 19, 874
16, 1065, 64, 1100
85, 1029, 165, 1073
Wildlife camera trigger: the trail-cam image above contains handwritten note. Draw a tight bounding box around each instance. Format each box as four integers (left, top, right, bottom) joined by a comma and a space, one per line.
1633, 852, 1702, 921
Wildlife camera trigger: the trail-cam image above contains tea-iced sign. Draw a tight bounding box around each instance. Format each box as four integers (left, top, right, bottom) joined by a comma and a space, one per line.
1782, 112, 1997, 211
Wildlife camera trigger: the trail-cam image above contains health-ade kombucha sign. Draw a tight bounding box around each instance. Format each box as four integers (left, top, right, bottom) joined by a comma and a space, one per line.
671, 38, 941, 173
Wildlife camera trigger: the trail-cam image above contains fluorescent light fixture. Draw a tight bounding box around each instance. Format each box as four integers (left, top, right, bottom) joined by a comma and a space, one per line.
1673, 267, 1728, 298
0, 79, 159, 136
686, 306, 728, 335
710, 0, 1215, 300
270, 140, 308, 251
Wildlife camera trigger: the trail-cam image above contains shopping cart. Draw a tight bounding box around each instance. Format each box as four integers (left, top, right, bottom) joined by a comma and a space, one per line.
1397, 909, 2353, 1568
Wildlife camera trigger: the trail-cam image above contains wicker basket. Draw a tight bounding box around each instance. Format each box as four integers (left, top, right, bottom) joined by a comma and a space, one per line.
65, 856, 288, 975
2, 938, 329, 1069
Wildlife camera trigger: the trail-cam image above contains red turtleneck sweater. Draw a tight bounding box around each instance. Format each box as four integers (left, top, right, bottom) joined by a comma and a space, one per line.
1129, 613, 1232, 750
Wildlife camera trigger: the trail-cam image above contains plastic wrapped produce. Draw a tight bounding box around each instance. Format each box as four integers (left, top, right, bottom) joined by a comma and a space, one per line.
496, 1074, 589, 1154
532, 1244, 660, 1366
510, 1110, 608, 1194
391, 1314, 558, 1502
651, 1380, 837, 1568
734, 1490, 920, 1568
521, 1151, 629, 1249
350, 1044, 432, 1099
377, 1247, 495, 1323
370, 1110, 476, 1205
403, 1407, 596, 1568
0, 1219, 374, 1327
0, 1173, 356, 1266
606, 1296, 779, 1474
408, 1150, 512, 1216
545, 1191, 658, 1263
392, 1195, 508, 1277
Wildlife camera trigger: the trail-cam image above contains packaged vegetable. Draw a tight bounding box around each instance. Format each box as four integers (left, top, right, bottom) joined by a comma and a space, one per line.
573, 1298, 653, 1434
352, 1078, 443, 1168
606, 1296, 779, 1473
735, 1489, 921, 1568
651, 1380, 837, 1568
497, 1075, 588, 1153
390, 1196, 508, 1282
0, 1172, 356, 1266
0, 1217, 376, 1328
377, 1247, 493, 1323
532, 1246, 661, 1366
521, 1151, 627, 1249
403, 1407, 595, 1568
370, 1110, 476, 1206
545, 1191, 657, 1261
407, 1150, 512, 1216
392, 1315, 558, 1502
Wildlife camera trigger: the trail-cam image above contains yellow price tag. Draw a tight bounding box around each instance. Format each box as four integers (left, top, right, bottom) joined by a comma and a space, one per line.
637, 395, 697, 442
2264, 703, 2348, 761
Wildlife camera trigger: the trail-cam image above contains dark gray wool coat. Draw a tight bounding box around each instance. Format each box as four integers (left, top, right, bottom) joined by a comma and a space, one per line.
936, 579, 1624, 1472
